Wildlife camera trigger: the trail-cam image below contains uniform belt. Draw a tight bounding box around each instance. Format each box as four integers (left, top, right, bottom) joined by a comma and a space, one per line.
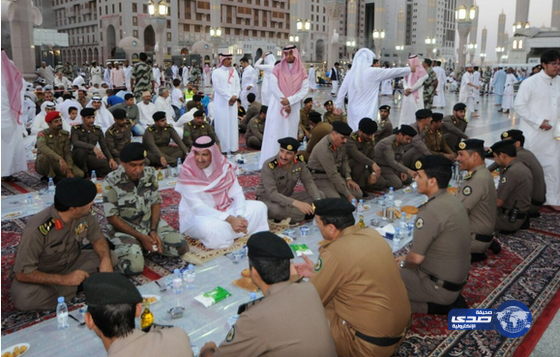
428, 274, 466, 292
354, 331, 403, 347
311, 169, 326, 174
474, 234, 493, 243
498, 207, 527, 220
531, 199, 545, 206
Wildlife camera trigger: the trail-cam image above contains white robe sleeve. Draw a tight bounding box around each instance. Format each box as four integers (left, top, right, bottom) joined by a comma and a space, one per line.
335, 79, 348, 109
268, 74, 285, 101
514, 79, 544, 130
180, 189, 230, 221
287, 78, 309, 106
228, 179, 247, 217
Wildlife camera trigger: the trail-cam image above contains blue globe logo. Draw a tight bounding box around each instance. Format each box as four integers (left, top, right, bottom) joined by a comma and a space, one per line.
494, 301, 532, 338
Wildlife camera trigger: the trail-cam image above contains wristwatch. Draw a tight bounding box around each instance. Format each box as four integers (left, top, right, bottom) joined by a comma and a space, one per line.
399, 260, 406, 269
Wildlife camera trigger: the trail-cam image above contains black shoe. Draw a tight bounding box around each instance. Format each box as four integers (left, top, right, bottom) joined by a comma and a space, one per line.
499, 229, 517, 235
529, 212, 541, 218
452, 294, 469, 309
471, 253, 488, 263
489, 239, 502, 254
520, 217, 530, 230
427, 302, 453, 315
304, 214, 315, 220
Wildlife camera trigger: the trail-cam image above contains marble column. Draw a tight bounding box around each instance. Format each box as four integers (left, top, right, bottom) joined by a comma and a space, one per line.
324, 0, 346, 70
6, 0, 38, 81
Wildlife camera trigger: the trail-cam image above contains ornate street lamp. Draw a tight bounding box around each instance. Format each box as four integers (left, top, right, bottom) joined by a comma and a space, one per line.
455, 4, 476, 69
148, 0, 169, 67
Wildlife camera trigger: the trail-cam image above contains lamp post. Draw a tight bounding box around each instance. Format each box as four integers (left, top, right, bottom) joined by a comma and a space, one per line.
495, 46, 504, 64
468, 42, 477, 64
455, 4, 476, 69
395, 44, 404, 66
289, 34, 300, 44
148, 0, 169, 67
372, 29, 385, 57
209, 26, 222, 66
296, 18, 311, 61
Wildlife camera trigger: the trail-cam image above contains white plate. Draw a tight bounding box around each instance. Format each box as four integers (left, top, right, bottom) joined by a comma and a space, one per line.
2, 343, 30, 356
2, 211, 22, 219
142, 294, 161, 304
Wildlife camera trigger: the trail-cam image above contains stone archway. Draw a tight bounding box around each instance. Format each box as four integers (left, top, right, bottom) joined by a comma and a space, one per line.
315, 40, 325, 61
144, 25, 155, 53
107, 25, 117, 59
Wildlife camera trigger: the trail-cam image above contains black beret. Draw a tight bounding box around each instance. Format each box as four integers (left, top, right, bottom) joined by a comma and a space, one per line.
332, 121, 353, 136
303, 97, 313, 104
457, 139, 484, 151
260, 105, 268, 114
247, 231, 294, 260
153, 111, 166, 121
324, 100, 333, 107
308, 111, 322, 124
358, 118, 377, 135
431, 113, 444, 122
453, 102, 467, 111
55, 177, 97, 207
489, 140, 516, 156
414, 155, 454, 171
415, 109, 433, 119
193, 109, 205, 117
81, 108, 95, 117
314, 198, 355, 216
112, 108, 127, 120
84, 273, 142, 307
120, 142, 148, 162
398, 124, 418, 137
278, 137, 300, 152
501, 129, 523, 140
379, 105, 391, 111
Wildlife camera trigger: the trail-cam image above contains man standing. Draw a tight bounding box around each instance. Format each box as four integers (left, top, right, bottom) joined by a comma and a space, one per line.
309, 64, 317, 92
110, 62, 126, 92
442, 103, 469, 151
212, 53, 241, 154
37, 61, 55, 85
103, 62, 113, 89
492, 67, 506, 107
182, 109, 220, 150
307, 121, 363, 200
323, 99, 347, 125
459, 64, 480, 119
514, 49, 560, 210
254, 52, 276, 106
11, 178, 115, 310
297, 112, 332, 162
456, 139, 498, 263
239, 57, 259, 109
422, 59, 438, 110
123, 60, 133, 92
259, 45, 309, 167
132, 53, 155, 100
103, 143, 189, 275
171, 78, 185, 120
432, 61, 446, 108
294, 198, 411, 357
299, 97, 315, 139
90, 61, 102, 87
175, 136, 269, 249
330, 62, 341, 96
373, 125, 418, 189
105, 108, 132, 164
143, 111, 189, 167
54, 71, 72, 89
375, 105, 393, 144
257, 137, 323, 223
424, 113, 456, 160
245, 106, 267, 149
396, 156, 471, 314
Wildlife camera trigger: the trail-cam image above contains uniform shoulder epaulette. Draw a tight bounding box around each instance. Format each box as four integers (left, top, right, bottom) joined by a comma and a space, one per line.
127, 119, 134, 126
296, 154, 305, 162
328, 143, 335, 151
38, 218, 55, 236
148, 126, 154, 132
108, 127, 114, 135
60, 129, 70, 135
166, 124, 173, 128
237, 296, 265, 315
268, 159, 279, 169
93, 125, 101, 130
73, 125, 82, 130
187, 121, 193, 126
351, 133, 358, 141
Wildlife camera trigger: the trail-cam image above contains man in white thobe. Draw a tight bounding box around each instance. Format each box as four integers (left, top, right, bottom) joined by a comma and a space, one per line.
155, 87, 175, 121
212, 53, 241, 153
492, 67, 506, 106
32, 101, 70, 135
171, 64, 179, 79
153, 64, 162, 89
239, 58, 259, 109
473, 66, 481, 109
432, 61, 446, 108
258, 45, 309, 167
308, 64, 317, 92
88, 96, 114, 133
254, 52, 276, 106
335, 48, 411, 131
459, 64, 480, 119
175, 136, 269, 249
103, 63, 113, 89
514, 50, 560, 210
123, 60, 133, 92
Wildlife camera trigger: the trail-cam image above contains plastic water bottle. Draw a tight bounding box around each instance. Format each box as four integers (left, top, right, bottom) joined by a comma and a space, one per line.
26, 194, 34, 214
351, 198, 357, 221
407, 223, 414, 238
394, 228, 401, 246
56, 296, 69, 330
400, 213, 407, 231
387, 187, 395, 207
172, 268, 183, 294
249, 292, 257, 301
175, 158, 182, 177
379, 194, 387, 207
358, 199, 364, 215
90, 170, 97, 183
47, 177, 55, 195
301, 136, 307, 151
184, 264, 195, 290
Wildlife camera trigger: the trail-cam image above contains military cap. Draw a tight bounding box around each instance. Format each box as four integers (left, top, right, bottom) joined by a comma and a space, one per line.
92, 96, 102, 102
431, 113, 444, 122
457, 139, 484, 151
453, 102, 467, 111
153, 111, 166, 121
309, 111, 322, 124
193, 109, 205, 117
332, 121, 353, 136
415, 109, 433, 119
413, 155, 454, 171
247, 231, 294, 260
81, 108, 95, 117
44, 101, 56, 108
303, 97, 313, 104
398, 124, 418, 137
45, 111, 62, 123
55, 177, 97, 207
358, 118, 377, 135
84, 273, 142, 307
112, 108, 127, 120
324, 100, 333, 107
489, 140, 516, 156
314, 198, 355, 217
260, 105, 268, 114
501, 129, 523, 140
120, 143, 148, 162
379, 105, 391, 111
278, 137, 300, 152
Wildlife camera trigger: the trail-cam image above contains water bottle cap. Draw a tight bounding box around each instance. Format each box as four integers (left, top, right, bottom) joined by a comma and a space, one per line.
58, 296, 65, 303
390, 187, 394, 191
359, 199, 363, 203
395, 228, 400, 232
174, 268, 180, 274
188, 264, 194, 269
250, 292, 257, 299
92, 170, 96, 173
48, 177, 53, 181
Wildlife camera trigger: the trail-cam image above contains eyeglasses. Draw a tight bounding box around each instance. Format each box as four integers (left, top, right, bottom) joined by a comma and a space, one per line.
545, 62, 560, 67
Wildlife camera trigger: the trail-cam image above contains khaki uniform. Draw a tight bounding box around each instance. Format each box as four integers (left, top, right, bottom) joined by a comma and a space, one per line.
35, 128, 84, 180
182, 121, 220, 150
374, 118, 393, 144
402, 123, 431, 168
256, 155, 324, 222
102, 166, 189, 275
143, 124, 189, 167
495, 159, 533, 232
400, 190, 471, 313
299, 108, 316, 137
323, 111, 347, 125
71, 124, 114, 176
11, 206, 116, 310
346, 132, 386, 191
105, 120, 133, 163
307, 135, 363, 199
107, 328, 193, 357
456, 164, 497, 253
245, 117, 265, 149
442, 114, 468, 151
424, 128, 454, 156
215, 281, 337, 357
310, 226, 411, 357
297, 122, 332, 162
373, 134, 412, 189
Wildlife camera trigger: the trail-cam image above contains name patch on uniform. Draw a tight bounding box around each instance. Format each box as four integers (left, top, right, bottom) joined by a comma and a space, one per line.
225, 326, 236, 342
462, 186, 472, 196
314, 257, 323, 272
415, 218, 424, 229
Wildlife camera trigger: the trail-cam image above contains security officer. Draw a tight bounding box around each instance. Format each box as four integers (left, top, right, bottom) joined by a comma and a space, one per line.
84, 273, 193, 356
297, 111, 332, 162
182, 109, 220, 150
200, 232, 337, 357
299, 97, 315, 138
71, 108, 118, 176
373, 125, 418, 189
396, 155, 471, 314
256, 137, 324, 223
374, 105, 393, 144
293, 198, 411, 357
402, 109, 432, 168
424, 113, 456, 160
36, 111, 84, 181
456, 139, 498, 262
307, 121, 363, 200
11, 178, 115, 310
442, 102, 469, 151
105, 108, 132, 164
245, 106, 267, 149
489, 140, 533, 233
102, 143, 189, 276
487, 129, 546, 219
143, 111, 189, 167
323, 99, 347, 125
346, 118, 386, 192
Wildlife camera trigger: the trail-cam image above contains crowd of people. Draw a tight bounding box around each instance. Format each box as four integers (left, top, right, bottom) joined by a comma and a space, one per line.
2, 46, 560, 357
